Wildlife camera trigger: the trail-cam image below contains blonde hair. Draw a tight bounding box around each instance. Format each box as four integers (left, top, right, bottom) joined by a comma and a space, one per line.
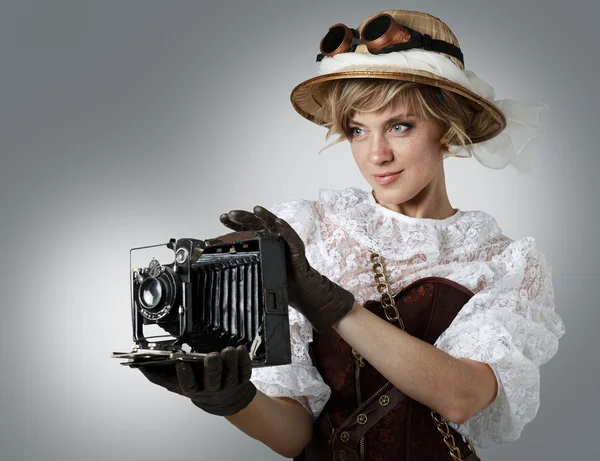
315, 79, 494, 157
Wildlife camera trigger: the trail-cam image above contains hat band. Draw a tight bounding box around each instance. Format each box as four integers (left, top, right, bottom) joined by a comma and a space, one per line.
317, 50, 495, 101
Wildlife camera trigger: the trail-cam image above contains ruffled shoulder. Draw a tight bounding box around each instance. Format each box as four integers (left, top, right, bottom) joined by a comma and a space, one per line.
318, 187, 504, 261
434, 235, 565, 446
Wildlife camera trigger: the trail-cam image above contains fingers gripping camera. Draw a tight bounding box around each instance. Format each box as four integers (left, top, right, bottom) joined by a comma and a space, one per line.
137, 344, 258, 417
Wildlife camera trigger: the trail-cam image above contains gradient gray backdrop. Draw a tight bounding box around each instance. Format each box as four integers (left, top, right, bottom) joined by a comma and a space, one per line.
1, 1, 597, 460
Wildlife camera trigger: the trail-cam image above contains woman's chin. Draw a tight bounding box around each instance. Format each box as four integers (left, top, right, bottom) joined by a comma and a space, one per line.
372, 187, 410, 208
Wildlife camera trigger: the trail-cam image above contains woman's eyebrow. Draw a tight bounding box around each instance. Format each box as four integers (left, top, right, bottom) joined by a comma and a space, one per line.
349, 114, 417, 127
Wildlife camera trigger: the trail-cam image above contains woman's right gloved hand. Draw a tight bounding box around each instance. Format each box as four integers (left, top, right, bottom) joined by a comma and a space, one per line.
220, 206, 356, 333
137, 345, 257, 416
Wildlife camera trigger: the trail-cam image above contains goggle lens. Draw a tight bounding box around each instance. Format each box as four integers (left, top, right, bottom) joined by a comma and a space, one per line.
362, 15, 391, 42
321, 25, 348, 54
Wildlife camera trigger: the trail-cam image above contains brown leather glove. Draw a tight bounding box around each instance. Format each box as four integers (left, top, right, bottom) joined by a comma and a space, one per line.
137, 345, 256, 416
220, 206, 355, 333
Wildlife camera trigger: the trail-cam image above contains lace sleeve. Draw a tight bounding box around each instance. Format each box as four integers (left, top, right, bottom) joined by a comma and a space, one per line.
249, 200, 331, 421
433, 237, 565, 448
250, 309, 331, 421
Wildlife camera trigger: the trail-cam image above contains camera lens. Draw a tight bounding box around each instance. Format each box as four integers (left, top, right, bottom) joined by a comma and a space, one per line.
140, 278, 163, 309
135, 265, 180, 322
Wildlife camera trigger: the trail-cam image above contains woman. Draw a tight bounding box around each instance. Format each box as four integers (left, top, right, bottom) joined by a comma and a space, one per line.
138, 10, 565, 460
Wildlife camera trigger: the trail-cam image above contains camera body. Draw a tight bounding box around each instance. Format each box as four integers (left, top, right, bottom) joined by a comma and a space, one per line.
114, 231, 291, 368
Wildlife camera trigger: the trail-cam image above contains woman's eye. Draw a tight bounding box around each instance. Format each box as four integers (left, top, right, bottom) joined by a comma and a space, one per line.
349, 127, 364, 137
391, 123, 412, 133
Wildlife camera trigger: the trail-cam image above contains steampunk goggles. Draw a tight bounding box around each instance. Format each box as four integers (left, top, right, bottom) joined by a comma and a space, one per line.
317, 13, 464, 65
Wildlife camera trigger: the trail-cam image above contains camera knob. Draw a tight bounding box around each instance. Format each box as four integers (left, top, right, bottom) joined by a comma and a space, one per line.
176, 248, 189, 264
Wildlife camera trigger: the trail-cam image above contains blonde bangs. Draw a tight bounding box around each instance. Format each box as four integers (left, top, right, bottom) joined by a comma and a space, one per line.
315, 79, 488, 156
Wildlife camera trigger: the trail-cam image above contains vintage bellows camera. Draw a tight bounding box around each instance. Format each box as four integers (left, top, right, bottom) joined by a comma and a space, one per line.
112, 231, 292, 368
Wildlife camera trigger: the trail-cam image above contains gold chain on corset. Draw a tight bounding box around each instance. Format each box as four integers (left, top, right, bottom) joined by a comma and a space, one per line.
351, 251, 403, 365
369, 250, 482, 461
370, 251, 404, 329
431, 412, 482, 461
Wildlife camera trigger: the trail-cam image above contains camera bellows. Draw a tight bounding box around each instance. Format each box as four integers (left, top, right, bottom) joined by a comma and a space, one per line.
197, 254, 261, 345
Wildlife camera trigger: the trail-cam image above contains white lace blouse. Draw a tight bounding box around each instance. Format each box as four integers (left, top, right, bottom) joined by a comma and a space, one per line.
249, 187, 565, 448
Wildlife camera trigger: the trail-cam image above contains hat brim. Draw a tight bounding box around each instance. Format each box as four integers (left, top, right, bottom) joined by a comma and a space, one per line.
290, 68, 506, 144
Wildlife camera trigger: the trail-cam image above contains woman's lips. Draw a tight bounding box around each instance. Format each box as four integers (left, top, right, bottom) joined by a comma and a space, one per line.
373, 171, 403, 185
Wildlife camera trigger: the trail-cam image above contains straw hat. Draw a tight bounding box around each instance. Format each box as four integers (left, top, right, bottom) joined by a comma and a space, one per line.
290, 10, 507, 145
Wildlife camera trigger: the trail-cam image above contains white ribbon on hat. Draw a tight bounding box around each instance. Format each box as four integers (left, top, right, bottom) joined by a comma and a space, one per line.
318, 50, 547, 172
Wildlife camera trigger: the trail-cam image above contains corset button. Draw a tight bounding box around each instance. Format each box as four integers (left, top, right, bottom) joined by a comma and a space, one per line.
357, 414, 368, 425
340, 431, 350, 442
379, 395, 390, 406
339, 449, 347, 460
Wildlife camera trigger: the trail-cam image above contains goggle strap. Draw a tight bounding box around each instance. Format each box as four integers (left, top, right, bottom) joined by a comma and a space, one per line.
371, 34, 464, 65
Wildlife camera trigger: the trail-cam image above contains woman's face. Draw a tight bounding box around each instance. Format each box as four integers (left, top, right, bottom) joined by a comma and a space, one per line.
347, 99, 449, 216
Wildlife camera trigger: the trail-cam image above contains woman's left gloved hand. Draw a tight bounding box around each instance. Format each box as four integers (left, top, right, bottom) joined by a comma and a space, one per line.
219, 206, 355, 333
137, 345, 256, 416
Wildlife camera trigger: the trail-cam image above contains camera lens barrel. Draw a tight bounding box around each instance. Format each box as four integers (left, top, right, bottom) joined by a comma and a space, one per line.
135, 265, 180, 321
140, 277, 163, 309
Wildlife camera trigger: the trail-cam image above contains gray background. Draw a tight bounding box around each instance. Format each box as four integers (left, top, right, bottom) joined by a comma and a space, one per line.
0, 0, 596, 460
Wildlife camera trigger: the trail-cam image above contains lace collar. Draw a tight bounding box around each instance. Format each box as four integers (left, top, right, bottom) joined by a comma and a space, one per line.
318, 188, 503, 261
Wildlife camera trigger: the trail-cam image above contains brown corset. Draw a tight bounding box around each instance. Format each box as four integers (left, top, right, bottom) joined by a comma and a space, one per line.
294, 277, 480, 461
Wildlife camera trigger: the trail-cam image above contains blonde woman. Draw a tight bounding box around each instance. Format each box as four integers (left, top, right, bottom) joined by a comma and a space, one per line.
139, 10, 565, 461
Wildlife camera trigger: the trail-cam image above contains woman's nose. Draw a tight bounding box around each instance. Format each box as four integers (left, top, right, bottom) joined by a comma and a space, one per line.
368, 134, 394, 165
